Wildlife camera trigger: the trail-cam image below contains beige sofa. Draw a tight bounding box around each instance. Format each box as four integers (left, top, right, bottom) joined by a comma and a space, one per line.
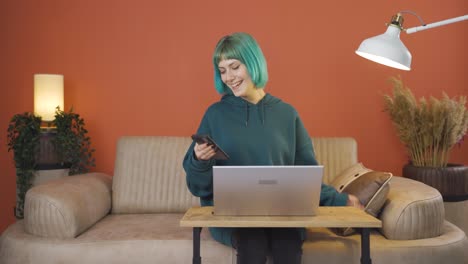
0, 136, 467, 264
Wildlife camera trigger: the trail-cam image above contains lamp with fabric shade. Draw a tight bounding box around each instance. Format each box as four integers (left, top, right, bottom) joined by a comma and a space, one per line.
34, 74, 64, 122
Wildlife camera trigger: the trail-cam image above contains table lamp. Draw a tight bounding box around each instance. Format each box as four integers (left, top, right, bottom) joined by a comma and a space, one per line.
34, 74, 64, 167
355, 12, 468, 70
34, 74, 64, 125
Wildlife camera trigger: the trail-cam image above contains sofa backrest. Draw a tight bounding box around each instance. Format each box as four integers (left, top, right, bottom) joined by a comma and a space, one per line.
112, 136, 198, 214
111, 136, 358, 214
312, 137, 357, 184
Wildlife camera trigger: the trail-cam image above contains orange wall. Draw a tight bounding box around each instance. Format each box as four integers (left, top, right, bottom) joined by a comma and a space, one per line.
1, 0, 467, 233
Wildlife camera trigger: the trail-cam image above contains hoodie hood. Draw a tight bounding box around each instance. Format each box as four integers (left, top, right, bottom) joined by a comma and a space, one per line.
220, 93, 282, 127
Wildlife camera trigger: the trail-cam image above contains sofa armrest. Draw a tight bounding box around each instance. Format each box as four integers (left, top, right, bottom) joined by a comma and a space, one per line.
24, 172, 112, 239
379, 176, 445, 240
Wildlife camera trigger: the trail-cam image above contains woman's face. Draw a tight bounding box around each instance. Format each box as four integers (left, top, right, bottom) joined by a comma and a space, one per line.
218, 59, 256, 98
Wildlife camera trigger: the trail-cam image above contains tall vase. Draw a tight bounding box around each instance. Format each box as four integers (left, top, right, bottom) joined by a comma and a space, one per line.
402, 163, 468, 235
402, 163, 468, 202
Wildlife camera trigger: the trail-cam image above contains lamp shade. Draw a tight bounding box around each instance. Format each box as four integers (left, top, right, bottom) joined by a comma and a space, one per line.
34, 74, 64, 121
355, 25, 412, 71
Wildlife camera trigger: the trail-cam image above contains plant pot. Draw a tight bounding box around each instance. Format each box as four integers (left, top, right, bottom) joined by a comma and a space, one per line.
402, 163, 468, 202
36, 131, 71, 170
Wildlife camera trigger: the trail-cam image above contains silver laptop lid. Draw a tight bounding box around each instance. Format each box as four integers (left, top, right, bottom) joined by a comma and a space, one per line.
213, 165, 323, 216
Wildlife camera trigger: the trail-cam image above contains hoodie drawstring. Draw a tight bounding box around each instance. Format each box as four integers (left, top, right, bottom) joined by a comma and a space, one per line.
261, 100, 265, 125
245, 101, 265, 127
245, 104, 249, 127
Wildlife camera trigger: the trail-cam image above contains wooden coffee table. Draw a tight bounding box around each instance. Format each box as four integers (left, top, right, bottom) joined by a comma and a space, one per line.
180, 206, 381, 264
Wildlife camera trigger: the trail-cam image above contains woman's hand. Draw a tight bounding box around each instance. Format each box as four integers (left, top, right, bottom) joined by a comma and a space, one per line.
194, 143, 216, 161
347, 194, 364, 210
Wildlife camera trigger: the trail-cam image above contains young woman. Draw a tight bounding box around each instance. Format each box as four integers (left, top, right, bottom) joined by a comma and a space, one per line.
183, 32, 362, 264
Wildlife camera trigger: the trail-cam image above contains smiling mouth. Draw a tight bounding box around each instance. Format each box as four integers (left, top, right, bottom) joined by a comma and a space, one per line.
231, 80, 242, 90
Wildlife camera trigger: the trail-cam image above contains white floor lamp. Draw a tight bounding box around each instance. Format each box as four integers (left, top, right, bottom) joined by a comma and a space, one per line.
355, 12, 468, 71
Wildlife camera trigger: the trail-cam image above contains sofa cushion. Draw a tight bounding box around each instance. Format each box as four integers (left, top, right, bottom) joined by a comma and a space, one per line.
311, 137, 358, 184
0, 214, 234, 264
303, 223, 467, 264
379, 176, 445, 240
1, 217, 466, 264
111, 136, 357, 214
112, 136, 199, 214
24, 173, 112, 239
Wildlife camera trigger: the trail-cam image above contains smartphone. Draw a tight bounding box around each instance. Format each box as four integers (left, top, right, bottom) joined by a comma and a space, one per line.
191, 134, 230, 160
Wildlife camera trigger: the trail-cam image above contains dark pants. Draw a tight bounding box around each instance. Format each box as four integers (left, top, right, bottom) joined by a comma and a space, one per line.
232, 228, 303, 264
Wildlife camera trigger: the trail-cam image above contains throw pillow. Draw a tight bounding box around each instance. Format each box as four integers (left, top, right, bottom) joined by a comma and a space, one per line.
344, 171, 392, 217
330, 164, 392, 236
330, 162, 373, 192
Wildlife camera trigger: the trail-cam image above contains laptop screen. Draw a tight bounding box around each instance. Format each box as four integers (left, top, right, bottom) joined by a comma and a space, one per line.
213, 165, 323, 216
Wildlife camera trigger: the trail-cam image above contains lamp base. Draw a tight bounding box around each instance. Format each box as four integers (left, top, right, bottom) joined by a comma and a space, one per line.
40, 120, 56, 132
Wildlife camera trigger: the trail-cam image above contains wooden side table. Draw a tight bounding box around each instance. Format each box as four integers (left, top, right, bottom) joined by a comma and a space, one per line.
180, 206, 381, 264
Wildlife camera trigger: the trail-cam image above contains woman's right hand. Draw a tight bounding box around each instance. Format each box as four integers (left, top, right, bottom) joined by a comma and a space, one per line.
194, 142, 216, 161
346, 194, 364, 210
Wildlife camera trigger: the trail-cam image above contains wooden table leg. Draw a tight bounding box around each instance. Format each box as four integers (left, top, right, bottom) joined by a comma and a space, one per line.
193, 227, 202, 264
359, 228, 372, 264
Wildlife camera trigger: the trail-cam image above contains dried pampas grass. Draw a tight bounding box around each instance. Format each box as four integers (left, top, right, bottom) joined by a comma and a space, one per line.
383, 76, 467, 167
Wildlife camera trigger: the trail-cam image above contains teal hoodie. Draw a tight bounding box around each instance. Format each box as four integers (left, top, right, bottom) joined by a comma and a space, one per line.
183, 93, 348, 246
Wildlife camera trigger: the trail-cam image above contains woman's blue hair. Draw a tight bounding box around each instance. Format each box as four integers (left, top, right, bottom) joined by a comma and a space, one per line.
212, 32, 268, 94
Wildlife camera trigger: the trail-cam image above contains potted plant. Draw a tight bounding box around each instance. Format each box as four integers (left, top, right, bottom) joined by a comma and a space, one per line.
53, 107, 95, 175
7, 113, 42, 218
6, 107, 95, 218
383, 76, 468, 201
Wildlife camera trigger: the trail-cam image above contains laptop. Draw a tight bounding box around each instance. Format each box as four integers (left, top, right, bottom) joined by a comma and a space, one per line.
213, 165, 323, 216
